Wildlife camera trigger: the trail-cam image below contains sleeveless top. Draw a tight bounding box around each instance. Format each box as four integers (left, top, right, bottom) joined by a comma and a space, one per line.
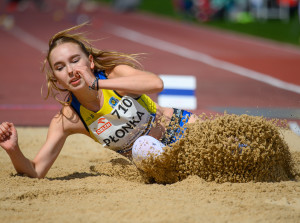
71, 70, 157, 152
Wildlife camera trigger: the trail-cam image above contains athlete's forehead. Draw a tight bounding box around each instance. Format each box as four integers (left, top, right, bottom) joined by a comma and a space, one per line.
50, 42, 82, 57
49, 42, 85, 65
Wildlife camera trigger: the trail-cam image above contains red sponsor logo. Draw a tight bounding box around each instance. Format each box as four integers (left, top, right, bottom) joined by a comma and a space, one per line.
98, 118, 105, 124
96, 121, 112, 135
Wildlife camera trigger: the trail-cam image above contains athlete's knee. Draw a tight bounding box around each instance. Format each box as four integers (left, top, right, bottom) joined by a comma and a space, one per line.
187, 113, 199, 124
132, 135, 165, 163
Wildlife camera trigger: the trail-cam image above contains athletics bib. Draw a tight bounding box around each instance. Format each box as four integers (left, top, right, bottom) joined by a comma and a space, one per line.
88, 96, 155, 151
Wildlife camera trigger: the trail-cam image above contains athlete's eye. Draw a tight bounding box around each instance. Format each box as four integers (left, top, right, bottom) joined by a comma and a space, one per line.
72, 57, 80, 63
56, 65, 64, 71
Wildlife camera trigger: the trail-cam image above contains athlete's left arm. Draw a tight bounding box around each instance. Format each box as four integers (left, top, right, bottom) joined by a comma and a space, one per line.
99, 65, 164, 95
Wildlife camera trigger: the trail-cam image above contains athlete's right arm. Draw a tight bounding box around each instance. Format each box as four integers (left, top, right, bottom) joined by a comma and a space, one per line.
0, 106, 88, 178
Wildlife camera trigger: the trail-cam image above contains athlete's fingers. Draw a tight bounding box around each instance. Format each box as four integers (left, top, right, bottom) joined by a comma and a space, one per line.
0, 134, 8, 141
6, 122, 14, 131
0, 123, 6, 135
3, 122, 11, 132
73, 66, 93, 78
73, 65, 89, 71
2, 122, 11, 130
0, 122, 11, 137
73, 66, 84, 75
74, 68, 95, 87
0, 125, 7, 141
0, 132, 4, 141
0, 122, 14, 143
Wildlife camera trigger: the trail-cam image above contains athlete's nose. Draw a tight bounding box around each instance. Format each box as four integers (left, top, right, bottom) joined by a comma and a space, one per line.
66, 64, 74, 76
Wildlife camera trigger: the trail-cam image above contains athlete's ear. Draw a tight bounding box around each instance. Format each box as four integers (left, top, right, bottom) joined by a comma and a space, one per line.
89, 55, 95, 70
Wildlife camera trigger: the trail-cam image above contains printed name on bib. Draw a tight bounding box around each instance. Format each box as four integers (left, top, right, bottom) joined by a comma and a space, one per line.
89, 96, 154, 150
103, 110, 146, 146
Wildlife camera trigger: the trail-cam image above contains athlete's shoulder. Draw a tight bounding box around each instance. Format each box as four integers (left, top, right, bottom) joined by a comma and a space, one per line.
50, 105, 89, 136
108, 65, 137, 78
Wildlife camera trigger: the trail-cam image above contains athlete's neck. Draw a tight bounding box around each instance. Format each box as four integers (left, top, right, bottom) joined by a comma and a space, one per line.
72, 88, 102, 112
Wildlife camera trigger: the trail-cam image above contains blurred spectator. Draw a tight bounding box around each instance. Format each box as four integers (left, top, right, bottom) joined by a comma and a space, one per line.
64, 0, 90, 24
172, 0, 299, 22
173, 0, 197, 19
112, 0, 141, 12
1, 0, 47, 12
65, 0, 100, 13
66, 0, 83, 13
0, 0, 47, 30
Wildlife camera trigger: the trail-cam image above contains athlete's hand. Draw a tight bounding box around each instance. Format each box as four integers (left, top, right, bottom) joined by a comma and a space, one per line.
73, 65, 96, 89
0, 122, 19, 152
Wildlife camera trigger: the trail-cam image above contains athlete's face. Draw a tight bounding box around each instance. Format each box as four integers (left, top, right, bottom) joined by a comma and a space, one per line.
49, 42, 94, 90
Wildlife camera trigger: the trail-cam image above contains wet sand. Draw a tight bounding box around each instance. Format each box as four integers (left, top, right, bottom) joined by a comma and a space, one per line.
0, 121, 300, 223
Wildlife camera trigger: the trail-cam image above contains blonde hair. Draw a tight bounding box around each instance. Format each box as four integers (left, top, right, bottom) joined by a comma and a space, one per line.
42, 23, 142, 105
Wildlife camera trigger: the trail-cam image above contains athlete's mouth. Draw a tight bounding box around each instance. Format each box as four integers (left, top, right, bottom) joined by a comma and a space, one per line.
70, 77, 81, 85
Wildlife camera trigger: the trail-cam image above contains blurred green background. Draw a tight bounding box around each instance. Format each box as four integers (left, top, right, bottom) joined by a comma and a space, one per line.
96, 0, 300, 46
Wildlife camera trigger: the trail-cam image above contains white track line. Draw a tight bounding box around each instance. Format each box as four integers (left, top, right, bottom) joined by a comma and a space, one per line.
196, 26, 300, 56
8, 26, 48, 52
109, 25, 300, 95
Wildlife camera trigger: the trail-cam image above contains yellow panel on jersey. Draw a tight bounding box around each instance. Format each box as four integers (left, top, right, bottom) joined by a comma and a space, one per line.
71, 88, 157, 152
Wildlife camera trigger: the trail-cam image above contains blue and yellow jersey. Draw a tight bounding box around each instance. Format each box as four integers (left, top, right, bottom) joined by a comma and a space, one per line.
71, 70, 157, 151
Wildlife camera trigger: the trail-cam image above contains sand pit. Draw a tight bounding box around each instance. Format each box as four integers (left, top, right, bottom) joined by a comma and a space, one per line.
139, 114, 297, 184
0, 114, 300, 223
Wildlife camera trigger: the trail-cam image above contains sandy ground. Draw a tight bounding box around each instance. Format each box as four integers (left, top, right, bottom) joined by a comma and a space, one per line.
0, 127, 299, 223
